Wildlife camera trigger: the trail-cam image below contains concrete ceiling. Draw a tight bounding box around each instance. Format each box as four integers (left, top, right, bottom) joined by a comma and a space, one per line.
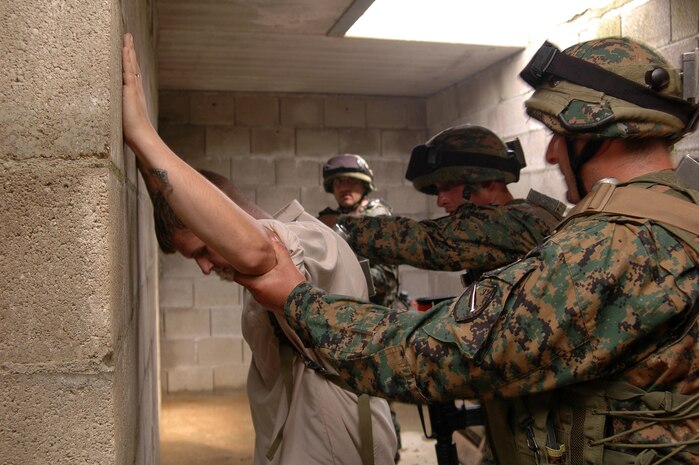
156, 0, 524, 97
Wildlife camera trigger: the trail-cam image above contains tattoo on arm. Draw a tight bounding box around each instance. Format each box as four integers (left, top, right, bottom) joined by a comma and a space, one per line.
149, 168, 173, 197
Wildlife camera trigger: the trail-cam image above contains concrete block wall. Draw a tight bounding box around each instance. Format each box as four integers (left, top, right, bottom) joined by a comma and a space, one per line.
426, 0, 699, 204
158, 91, 428, 392
1, 0, 161, 464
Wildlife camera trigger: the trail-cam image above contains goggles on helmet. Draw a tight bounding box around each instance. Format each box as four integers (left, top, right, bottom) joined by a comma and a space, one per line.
405, 146, 521, 183
520, 41, 699, 132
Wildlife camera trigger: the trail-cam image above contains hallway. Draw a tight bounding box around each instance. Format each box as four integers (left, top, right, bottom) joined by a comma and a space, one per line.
160, 391, 438, 465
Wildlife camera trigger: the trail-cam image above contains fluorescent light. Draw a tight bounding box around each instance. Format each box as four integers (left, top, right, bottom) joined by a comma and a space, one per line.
345, 0, 617, 46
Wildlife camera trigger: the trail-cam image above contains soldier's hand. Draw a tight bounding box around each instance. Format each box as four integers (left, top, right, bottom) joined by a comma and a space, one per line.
235, 234, 306, 312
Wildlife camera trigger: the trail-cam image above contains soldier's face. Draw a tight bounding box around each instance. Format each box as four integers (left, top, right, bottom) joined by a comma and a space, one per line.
333, 176, 366, 209
436, 181, 468, 214
546, 134, 581, 204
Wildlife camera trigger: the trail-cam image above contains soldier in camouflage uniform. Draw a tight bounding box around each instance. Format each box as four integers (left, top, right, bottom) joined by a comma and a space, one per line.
318, 154, 400, 309
334, 125, 564, 275
237, 37, 699, 465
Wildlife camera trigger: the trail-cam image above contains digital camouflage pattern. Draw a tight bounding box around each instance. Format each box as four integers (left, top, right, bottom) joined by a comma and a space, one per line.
408, 125, 519, 195
525, 37, 687, 140
336, 199, 559, 272
284, 174, 699, 464
356, 199, 400, 309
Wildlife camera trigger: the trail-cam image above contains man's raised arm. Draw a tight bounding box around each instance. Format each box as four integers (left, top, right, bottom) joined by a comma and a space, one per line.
121, 33, 274, 275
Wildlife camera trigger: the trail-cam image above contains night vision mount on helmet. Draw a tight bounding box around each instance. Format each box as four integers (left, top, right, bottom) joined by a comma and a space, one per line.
405, 124, 526, 195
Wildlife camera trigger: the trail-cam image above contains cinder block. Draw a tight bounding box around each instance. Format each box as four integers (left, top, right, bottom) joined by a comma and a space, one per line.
369, 158, 410, 187
426, 87, 459, 129
251, 127, 295, 157
160, 339, 196, 368
211, 306, 244, 336
621, 0, 671, 47
281, 96, 323, 127
579, 16, 622, 42
160, 251, 201, 279
0, 162, 114, 364
398, 266, 430, 302
385, 185, 429, 215
671, 0, 699, 40
187, 158, 231, 179
197, 337, 245, 365
297, 128, 340, 156
516, 128, 549, 172
429, 271, 466, 297
0, 374, 115, 465
456, 74, 499, 121
162, 308, 210, 339
658, 35, 699, 69
276, 158, 323, 187
324, 96, 366, 128
159, 124, 206, 158
229, 156, 275, 187
159, 90, 190, 124
300, 186, 334, 217
213, 363, 250, 391
339, 128, 381, 156
190, 91, 235, 125
257, 186, 302, 215
381, 129, 426, 157
159, 278, 194, 308
236, 95, 280, 126
206, 126, 251, 157
167, 367, 214, 392
367, 98, 413, 129
194, 277, 243, 308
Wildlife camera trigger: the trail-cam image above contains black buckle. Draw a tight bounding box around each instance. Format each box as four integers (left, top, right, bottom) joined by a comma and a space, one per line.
520, 41, 559, 88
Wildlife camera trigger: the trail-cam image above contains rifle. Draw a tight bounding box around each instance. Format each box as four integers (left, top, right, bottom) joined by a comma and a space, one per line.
413, 294, 484, 465
418, 401, 483, 465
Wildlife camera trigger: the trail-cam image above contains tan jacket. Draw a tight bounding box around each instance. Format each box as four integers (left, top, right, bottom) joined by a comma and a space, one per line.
242, 200, 397, 465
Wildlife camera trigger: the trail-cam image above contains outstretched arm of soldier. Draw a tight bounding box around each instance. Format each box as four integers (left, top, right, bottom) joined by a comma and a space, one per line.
122, 33, 276, 275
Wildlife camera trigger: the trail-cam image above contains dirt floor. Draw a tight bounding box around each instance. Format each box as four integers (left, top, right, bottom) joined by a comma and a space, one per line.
160, 390, 438, 465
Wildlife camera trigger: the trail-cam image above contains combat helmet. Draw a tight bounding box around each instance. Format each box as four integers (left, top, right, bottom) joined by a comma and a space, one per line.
521, 37, 698, 141
322, 154, 376, 193
405, 124, 524, 195
521, 37, 699, 199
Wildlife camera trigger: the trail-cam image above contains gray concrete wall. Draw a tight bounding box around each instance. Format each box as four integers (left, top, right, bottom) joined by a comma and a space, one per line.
157, 0, 699, 394
0, 0, 160, 464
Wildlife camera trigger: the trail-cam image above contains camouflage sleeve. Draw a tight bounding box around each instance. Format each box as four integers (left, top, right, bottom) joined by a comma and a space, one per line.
284, 218, 698, 403
337, 202, 553, 271
369, 262, 399, 307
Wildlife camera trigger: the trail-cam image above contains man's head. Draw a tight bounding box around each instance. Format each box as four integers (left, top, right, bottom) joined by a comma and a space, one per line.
406, 124, 521, 213
322, 154, 376, 212
521, 37, 698, 202
152, 169, 263, 278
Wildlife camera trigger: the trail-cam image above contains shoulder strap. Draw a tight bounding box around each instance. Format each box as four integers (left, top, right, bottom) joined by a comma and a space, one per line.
556, 182, 699, 255
269, 338, 376, 465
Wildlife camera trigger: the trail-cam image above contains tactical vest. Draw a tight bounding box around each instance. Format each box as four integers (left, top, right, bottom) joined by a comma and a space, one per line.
484, 173, 699, 465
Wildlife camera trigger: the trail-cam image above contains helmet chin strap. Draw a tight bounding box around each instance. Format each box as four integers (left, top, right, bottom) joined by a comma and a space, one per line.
565, 138, 604, 200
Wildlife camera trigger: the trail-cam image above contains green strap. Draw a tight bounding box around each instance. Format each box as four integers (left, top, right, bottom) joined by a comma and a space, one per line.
268, 338, 375, 465
265, 341, 296, 461
358, 394, 375, 465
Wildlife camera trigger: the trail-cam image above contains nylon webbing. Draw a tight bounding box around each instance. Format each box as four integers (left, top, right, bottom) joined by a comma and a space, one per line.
269, 339, 376, 465
558, 183, 699, 244
265, 341, 296, 460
